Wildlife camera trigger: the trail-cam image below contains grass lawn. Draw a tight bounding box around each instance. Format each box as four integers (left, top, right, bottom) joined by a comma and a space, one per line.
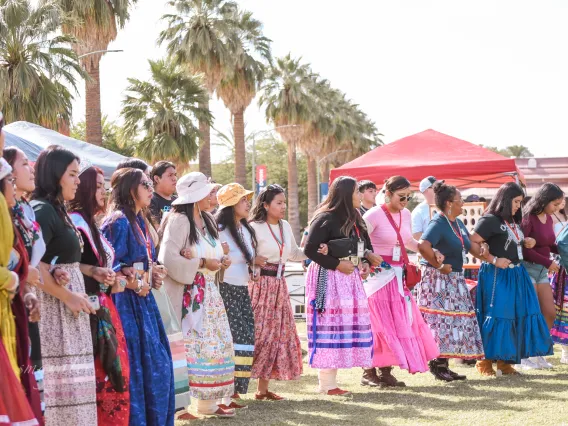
176, 320, 568, 426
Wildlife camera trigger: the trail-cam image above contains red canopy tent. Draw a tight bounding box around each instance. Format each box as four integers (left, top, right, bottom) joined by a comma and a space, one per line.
330, 129, 524, 189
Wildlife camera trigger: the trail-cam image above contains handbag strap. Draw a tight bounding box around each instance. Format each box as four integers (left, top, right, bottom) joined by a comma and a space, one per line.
381, 204, 409, 265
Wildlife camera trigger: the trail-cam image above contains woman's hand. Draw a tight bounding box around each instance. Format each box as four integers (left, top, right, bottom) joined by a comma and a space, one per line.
220, 256, 232, 270
317, 244, 328, 255
112, 275, 127, 294
204, 258, 221, 272
152, 264, 167, 290
434, 250, 445, 265
24, 292, 40, 322
254, 256, 268, 267
494, 257, 511, 269
221, 242, 230, 255
359, 262, 370, 280
138, 281, 151, 297
524, 238, 536, 249
250, 266, 260, 283
337, 260, 355, 275
53, 268, 71, 286
438, 264, 453, 275
63, 292, 96, 317
365, 252, 383, 267
549, 261, 560, 274
6, 272, 19, 300
26, 266, 41, 287
93, 267, 116, 287
479, 243, 490, 259
180, 249, 193, 259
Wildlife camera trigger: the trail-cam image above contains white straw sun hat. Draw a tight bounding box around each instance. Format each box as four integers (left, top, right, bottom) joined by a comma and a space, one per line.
172, 172, 217, 205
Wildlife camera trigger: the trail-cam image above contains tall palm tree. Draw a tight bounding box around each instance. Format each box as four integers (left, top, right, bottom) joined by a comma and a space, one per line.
216, 8, 271, 186
55, 0, 138, 146
159, 0, 238, 177
120, 59, 212, 164
259, 54, 316, 239
0, 0, 86, 129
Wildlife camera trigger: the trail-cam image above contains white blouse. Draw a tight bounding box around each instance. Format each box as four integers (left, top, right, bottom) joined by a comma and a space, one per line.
250, 220, 306, 264
219, 227, 254, 286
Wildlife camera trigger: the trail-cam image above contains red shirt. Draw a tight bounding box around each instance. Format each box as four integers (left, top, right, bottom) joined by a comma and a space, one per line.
521, 214, 558, 268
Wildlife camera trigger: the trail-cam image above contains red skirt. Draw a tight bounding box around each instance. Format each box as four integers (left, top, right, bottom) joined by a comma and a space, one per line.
248, 275, 303, 381
0, 339, 39, 426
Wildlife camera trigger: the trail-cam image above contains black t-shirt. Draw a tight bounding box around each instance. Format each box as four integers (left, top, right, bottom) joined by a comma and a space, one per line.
421, 214, 471, 272
149, 193, 176, 224
32, 200, 82, 264
474, 214, 521, 264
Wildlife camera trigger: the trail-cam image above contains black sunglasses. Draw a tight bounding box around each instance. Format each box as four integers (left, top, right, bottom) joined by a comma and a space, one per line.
396, 194, 413, 202
140, 180, 153, 190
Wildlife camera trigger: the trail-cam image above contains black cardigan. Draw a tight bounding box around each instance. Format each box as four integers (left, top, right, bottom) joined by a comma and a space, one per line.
305, 211, 373, 270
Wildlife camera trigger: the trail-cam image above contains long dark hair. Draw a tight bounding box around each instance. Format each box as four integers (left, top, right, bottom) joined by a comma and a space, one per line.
216, 205, 257, 265
31, 145, 79, 226
3, 147, 20, 167
68, 166, 106, 263
312, 176, 366, 237
106, 167, 146, 243
161, 203, 218, 246
250, 184, 285, 223
522, 182, 564, 217
486, 182, 524, 223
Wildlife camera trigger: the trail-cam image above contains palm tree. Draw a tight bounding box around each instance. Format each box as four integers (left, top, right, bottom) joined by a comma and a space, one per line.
259, 54, 316, 239
0, 0, 86, 129
159, 0, 238, 177
216, 8, 271, 186
55, 0, 138, 146
120, 59, 212, 164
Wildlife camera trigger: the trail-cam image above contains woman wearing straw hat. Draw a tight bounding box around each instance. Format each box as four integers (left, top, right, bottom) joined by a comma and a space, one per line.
159, 172, 236, 419
215, 183, 257, 405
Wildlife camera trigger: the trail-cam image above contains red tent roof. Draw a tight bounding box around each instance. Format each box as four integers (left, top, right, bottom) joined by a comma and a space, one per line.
330, 129, 524, 189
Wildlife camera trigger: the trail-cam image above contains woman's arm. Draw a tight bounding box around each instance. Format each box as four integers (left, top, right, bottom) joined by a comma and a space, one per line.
522, 216, 553, 267
286, 221, 308, 262
158, 214, 200, 284
304, 215, 340, 270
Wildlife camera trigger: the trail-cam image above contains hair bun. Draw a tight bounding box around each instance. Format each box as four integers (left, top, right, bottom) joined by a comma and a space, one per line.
432, 180, 446, 194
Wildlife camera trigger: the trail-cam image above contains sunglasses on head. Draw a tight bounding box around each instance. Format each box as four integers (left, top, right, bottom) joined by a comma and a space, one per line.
140, 180, 153, 190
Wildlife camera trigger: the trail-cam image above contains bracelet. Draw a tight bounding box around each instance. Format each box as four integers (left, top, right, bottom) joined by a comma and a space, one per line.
133, 279, 144, 294
492, 256, 497, 265
437, 263, 444, 270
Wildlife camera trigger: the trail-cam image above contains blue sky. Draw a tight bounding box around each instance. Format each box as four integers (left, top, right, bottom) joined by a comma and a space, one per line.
70, 0, 568, 161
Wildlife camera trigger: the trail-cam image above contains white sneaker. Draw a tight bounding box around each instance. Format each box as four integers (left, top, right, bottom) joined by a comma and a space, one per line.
530, 356, 553, 369
560, 346, 568, 364
516, 358, 539, 370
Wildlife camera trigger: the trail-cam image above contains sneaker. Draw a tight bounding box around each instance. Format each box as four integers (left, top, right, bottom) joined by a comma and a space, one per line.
218, 402, 248, 410
561, 346, 568, 365
517, 358, 539, 370
532, 356, 553, 369
255, 391, 285, 401
324, 388, 352, 396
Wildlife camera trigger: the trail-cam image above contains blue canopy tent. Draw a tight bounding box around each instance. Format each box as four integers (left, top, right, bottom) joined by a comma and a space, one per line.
4, 121, 126, 178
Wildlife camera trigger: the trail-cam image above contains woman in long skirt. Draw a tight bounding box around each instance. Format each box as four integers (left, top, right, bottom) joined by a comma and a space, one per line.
362, 176, 440, 387
69, 166, 130, 425
552, 216, 568, 363
31, 146, 98, 425
102, 168, 175, 426
305, 177, 374, 395
471, 182, 553, 376
417, 181, 485, 381
215, 183, 257, 404
248, 184, 307, 400
4, 147, 43, 421
159, 172, 236, 418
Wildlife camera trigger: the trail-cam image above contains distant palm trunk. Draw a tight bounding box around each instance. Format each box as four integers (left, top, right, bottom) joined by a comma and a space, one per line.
233, 108, 246, 185
85, 61, 102, 145
199, 98, 212, 177
307, 155, 318, 220
286, 138, 301, 241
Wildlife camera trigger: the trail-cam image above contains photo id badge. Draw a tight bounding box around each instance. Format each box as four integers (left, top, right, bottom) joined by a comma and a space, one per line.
357, 240, 365, 258
393, 244, 401, 262
277, 262, 283, 279
517, 244, 523, 261
462, 250, 469, 264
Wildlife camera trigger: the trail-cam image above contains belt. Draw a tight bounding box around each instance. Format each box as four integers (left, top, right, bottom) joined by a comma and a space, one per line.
260, 263, 285, 277
339, 256, 359, 266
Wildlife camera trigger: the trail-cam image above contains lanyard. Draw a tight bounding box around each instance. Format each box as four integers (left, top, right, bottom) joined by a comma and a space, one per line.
353, 224, 361, 240
267, 221, 284, 262
442, 214, 464, 248
504, 220, 520, 242
135, 221, 152, 267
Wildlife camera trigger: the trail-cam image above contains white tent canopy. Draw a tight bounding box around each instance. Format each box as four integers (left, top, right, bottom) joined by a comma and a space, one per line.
4, 121, 126, 178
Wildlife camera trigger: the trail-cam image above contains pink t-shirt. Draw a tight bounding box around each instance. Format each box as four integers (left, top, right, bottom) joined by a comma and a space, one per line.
363, 206, 416, 257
